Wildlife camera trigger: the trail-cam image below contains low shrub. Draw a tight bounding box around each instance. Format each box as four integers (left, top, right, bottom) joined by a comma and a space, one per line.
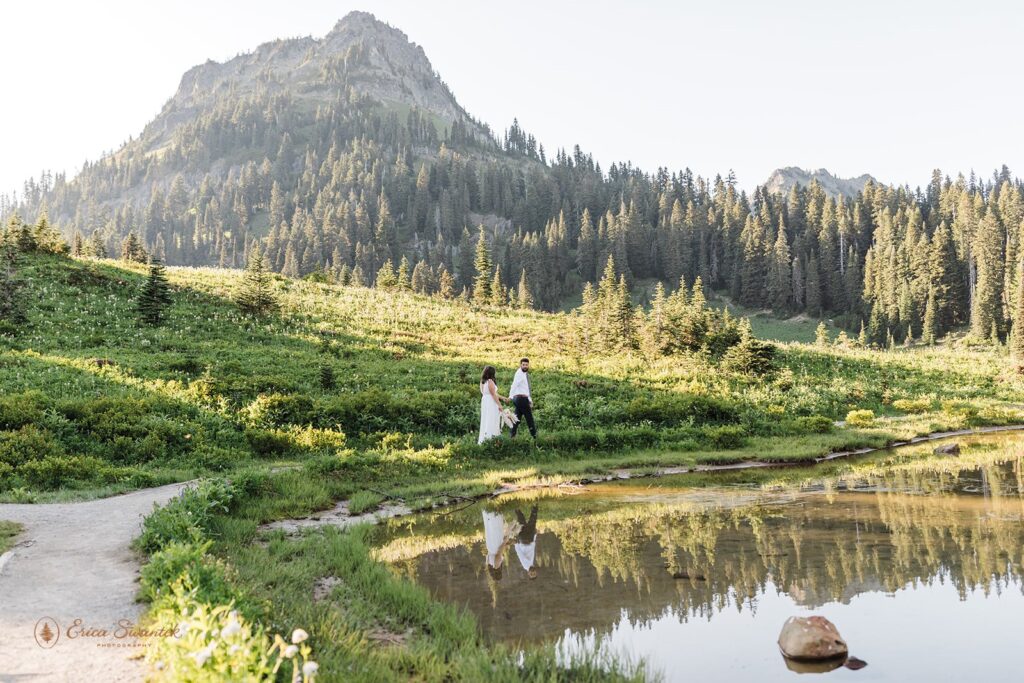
892, 398, 933, 414
17, 455, 107, 489
845, 409, 875, 427
0, 390, 46, 430
625, 394, 737, 426
241, 393, 318, 429
140, 540, 238, 605
0, 426, 64, 466
137, 479, 235, 554
700, 425, 746, 449
794, 415, 835, 434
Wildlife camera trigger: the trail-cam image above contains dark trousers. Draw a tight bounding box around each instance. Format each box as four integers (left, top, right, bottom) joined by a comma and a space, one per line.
510, 395, 537, 438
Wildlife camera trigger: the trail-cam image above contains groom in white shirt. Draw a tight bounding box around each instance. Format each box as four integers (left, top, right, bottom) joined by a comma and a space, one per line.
509, 357, 537, 439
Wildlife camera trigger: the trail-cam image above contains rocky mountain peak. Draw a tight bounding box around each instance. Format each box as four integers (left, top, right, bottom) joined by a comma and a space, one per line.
150, 12, 484, 152
764, 167, 878, 199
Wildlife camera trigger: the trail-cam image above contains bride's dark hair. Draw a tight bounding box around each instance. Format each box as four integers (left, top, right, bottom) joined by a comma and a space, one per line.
481, 366, 496, 384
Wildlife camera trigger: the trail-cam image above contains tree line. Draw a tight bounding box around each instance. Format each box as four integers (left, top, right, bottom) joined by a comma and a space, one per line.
2, 67, 1023, 344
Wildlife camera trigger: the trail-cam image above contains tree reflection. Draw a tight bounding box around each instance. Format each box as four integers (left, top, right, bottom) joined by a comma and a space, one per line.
380, 444, 1024, 643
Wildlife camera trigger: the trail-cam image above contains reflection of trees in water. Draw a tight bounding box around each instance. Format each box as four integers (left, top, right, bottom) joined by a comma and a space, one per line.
552, 458, 1024, 617
380, 449, 1024, 642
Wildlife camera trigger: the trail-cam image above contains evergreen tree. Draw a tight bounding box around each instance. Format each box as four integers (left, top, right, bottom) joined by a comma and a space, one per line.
767, 221, 792, 312
121, 232, 148, 263
472, 225, 492, 304
971, 209, 1003, 339
410, 260, 431, 293
815, 321, 829, 347
490, 264, 507, 306
396, 255, 412, 290
137, 257, 172, 326
376, 259, 397, 289
319, 364, 336, 390
438, 266, 456, 299
1013, 268, 1024, 362
515, 269, 534, 309
805, 253, 823, 316
15, 216, 36, 252
236, 247, 279, 317
922, 287, 938, 345
89, 231, 107, 258
72, 231, 84, 257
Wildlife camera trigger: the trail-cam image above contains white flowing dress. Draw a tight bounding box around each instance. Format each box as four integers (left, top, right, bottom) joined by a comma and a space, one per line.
482, 510, 506, 569
478, 380, 502, 444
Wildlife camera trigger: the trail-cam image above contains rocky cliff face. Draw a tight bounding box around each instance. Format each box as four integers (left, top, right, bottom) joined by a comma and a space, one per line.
142, 11, 488, 151
764, 167, 877, 198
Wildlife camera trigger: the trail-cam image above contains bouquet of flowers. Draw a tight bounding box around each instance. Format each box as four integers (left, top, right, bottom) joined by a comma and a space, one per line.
500, 407, 519, 430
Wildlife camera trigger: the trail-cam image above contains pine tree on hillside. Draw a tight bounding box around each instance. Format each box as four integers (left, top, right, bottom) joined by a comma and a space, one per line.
971, 209, 1004, 339
767, 221, 792, 312
89, 231, 107, 259
376, 259, 397, 289
121, 232, 148, 263
396, 256, 412, 290
237, 247, 278, 317
472, 225, 492, 305
72, 231, 84, 257
489, 264, 507, 306
15, 216, 36, 252
815, 321, 829, 346
438, 266, 456, 299
137, 257, 172, 326
515, 269, 534, 309
410, 260, 431, 293
31, 213, 67, 255
922, 287, 938, 345
1013, 267, 1024, 362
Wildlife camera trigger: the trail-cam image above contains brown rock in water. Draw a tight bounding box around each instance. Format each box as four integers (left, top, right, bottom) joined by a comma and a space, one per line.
934, 442, 961, 456
778, 616, 848, 661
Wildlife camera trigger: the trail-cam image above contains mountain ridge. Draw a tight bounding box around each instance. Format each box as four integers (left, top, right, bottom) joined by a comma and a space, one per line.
764, 167, 877, 198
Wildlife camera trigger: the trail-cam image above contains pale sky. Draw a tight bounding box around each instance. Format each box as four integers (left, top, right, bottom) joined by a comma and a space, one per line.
2, 0, 1022, 197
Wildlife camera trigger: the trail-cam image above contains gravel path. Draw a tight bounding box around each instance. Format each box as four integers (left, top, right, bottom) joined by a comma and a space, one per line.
0, 482, 189, 683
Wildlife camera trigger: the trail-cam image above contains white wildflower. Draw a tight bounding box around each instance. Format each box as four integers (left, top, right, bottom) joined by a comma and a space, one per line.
192, 645, 214, 667
303, 661, 319, 676
283, 644, 298, 658
222, 620, 242, 638
291, 628, 309, 644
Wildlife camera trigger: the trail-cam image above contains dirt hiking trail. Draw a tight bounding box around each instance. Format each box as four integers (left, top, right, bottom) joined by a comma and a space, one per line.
0, 483, 188, 683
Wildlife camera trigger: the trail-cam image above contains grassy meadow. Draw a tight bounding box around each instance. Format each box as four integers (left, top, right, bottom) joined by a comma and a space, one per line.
6, 252, 1024, 679
4, 253, 1024, 506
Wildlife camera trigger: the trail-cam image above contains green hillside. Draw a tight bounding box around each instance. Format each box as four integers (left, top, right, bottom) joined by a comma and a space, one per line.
3, 252, 1024, 503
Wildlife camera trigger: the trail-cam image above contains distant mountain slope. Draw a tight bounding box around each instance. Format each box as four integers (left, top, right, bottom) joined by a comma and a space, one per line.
146, 10, 492, 156
764, 167, 877, 198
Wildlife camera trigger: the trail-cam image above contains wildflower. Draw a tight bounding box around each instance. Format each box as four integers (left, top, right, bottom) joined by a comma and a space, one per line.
222, 620, 242, 637
283, 645, 299, 658
192, 645, 214, 667
291, 628, 309, 644
303, 661, 319, 676
229, 644, 240, 655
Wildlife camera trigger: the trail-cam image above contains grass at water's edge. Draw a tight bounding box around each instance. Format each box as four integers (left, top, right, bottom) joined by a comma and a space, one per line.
130, 420, 1022, 681
0, 520, 21, 554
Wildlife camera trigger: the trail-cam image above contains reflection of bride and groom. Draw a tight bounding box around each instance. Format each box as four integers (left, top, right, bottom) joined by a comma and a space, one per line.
482, 505, 539, 580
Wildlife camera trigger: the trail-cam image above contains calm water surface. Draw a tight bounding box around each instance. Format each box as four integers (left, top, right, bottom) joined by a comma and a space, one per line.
376, 434, 1024, 681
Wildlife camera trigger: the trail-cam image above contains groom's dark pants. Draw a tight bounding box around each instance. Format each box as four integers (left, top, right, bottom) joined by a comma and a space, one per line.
511, 395, 537, 438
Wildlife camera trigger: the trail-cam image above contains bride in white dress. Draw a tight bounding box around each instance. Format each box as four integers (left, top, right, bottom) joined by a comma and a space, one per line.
478, 365, 506, 444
